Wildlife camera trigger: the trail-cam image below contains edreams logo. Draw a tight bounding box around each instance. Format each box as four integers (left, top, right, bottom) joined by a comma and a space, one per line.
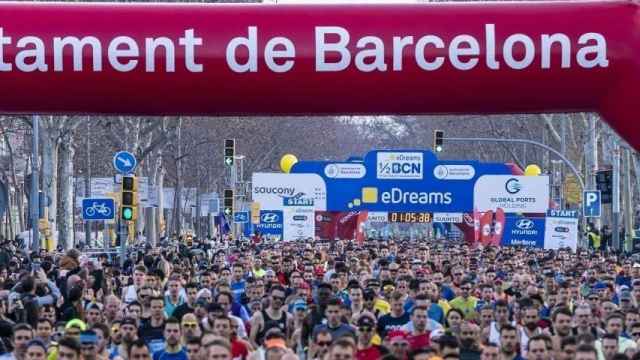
515, 219, 534, 230
505, 178, 522, 194
261, 213, 280, 223
376, 152, 423, 180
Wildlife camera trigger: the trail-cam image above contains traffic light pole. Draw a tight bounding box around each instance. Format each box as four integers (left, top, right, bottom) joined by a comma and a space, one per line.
119, 219, 127, 268
231, 160, 238, 241
443, 137, 585, 192
612, 140, 621, 251
30, 115, 40, 254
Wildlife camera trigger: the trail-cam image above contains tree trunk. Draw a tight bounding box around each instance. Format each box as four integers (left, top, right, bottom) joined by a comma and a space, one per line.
1, 171, 14, 241
542, 123, 550, 171
41, 128, 58, 243
174, 118, 183, 237
632, 154, 640, 206
0, 122, 25, 232
196, 164, 201, 240
157, 162, 165, 239
59, 139, 75, 249
584, 114, 599, 190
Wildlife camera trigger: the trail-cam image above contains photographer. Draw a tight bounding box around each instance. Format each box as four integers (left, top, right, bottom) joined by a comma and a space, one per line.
8, 269, 60, 327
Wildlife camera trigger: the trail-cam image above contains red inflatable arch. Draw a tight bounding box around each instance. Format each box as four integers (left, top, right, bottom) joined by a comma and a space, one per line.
0, 1, 638, 148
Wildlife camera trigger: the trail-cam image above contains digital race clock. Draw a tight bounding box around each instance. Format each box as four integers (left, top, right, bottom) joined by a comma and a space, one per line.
388, 212, 432, 223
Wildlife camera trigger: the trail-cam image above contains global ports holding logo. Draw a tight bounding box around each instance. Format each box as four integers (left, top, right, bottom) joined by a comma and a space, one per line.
376, 152, 423, 180
474, 175, 550, 214
505, 178, 522, 194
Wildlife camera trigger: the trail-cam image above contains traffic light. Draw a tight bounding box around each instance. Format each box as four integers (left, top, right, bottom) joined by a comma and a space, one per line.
121, 175, 138, 221
223, 189, 233, 216
434, 130, 444, 152
224, 139, 235, 167
596, 169, 613, 204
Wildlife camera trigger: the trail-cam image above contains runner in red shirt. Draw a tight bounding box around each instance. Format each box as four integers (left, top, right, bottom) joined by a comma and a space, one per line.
355, 314, 389, 360
213, 315, 251, 359
385, 330, 412, 360
408, 306, 431, 351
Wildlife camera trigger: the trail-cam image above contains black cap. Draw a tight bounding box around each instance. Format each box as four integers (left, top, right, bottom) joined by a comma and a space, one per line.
363, 288, 376, 300
357, 316, 376, 328
366, 279, 381, 287
207, 303, 224, 313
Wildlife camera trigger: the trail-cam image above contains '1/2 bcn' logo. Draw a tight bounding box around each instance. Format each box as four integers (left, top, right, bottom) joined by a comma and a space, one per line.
376, 152, 423, 180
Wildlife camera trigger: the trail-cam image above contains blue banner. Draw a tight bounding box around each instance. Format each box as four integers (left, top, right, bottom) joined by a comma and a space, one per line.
291, 150, 512, 212
502, 216, 545, 248
214, 215, 231, 235
255, 210, 283, 239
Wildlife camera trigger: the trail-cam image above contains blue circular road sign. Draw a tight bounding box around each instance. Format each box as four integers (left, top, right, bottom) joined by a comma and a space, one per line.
113, 151, 138, 174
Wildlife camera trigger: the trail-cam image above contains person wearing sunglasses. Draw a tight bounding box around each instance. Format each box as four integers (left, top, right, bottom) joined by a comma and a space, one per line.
249, 285, 292, 348
308, 329, 332, 360
180, 313, 202, 343
449, 279, 479, 321
355, 313, 387, 359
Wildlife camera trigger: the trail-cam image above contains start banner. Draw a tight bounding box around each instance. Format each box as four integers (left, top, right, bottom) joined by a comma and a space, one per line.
0, 2, 638, 151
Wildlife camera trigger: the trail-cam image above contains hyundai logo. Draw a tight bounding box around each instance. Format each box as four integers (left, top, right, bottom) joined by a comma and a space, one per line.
261, 213, 280, 223
554, 226, 570, 233
505, 178, 522, 194
515, 219, 535, 230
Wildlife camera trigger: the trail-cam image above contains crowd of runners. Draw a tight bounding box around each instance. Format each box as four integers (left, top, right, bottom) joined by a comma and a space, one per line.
0, 237, 638, 360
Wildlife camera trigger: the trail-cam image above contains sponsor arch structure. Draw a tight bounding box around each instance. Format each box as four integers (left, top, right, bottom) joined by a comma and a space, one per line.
0, 1, 638, 150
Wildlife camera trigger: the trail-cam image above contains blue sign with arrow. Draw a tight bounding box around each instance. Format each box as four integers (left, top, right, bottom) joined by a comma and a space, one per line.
113, 151, 137, 174
82, 198, 115, 221
233, 211, 249, 223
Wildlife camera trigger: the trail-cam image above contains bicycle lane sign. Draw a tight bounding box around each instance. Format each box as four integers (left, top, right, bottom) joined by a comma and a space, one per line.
82, 198, 115, 221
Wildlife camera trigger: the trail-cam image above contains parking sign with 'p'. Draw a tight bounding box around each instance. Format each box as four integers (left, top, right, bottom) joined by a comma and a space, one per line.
583, 190, 601, 218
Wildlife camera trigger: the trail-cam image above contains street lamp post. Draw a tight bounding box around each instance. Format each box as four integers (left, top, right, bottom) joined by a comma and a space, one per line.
30, 115, 40, 254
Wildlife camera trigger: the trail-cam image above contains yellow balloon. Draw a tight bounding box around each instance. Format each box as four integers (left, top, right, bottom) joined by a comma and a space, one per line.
280, 154, 298, 173
524, 164, 542, 176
